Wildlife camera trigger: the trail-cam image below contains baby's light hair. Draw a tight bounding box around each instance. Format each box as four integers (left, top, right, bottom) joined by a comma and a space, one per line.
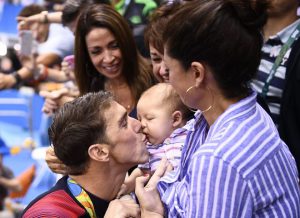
140, 83, 193, 122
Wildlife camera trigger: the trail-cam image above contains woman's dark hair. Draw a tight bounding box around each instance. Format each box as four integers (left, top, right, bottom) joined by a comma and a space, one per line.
49, 92, 113, 175
75, 4, 154, 105
144, 1, 182, 54
163, 0, 268, 98
62, 0, 110, 26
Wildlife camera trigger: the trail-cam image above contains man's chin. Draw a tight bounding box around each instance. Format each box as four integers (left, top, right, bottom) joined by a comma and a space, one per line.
140, 153, 150, 164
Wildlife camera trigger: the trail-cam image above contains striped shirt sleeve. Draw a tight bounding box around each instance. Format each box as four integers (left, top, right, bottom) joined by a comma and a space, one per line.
183, 154, 252, 217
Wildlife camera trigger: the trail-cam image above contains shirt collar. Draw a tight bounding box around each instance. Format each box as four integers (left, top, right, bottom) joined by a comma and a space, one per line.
271, 18, 300, 44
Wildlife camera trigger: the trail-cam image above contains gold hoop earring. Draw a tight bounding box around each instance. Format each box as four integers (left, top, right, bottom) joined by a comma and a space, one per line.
184, 86, 197, 113
201, 87, 214, 114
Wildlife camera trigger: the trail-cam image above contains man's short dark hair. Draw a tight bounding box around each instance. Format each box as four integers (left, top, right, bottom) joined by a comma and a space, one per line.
62, 0, 110, 26
18, 4, 46, 17
48, 91, 113, 175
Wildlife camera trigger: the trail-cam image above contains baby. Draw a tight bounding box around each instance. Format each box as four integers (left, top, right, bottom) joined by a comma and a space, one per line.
118, 83, 193, 196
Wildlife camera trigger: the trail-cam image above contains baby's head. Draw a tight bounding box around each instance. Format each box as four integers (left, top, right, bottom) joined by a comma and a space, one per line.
137, 83, 192, 145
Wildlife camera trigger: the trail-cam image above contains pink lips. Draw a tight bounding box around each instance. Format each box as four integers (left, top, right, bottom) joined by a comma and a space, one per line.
142, 134, 149, 144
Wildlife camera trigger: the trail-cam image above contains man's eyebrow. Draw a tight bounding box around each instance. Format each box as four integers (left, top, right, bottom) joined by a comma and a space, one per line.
118, 111, 127, 127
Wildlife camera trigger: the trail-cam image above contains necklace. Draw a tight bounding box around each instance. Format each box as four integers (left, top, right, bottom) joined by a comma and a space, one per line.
105, 81, 133, 111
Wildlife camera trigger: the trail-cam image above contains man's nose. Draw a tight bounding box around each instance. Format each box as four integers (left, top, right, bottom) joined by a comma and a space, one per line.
131, 117, 143, 133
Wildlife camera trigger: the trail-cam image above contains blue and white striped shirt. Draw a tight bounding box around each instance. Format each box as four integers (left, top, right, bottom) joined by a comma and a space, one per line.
157, 91, 300, 217
251, 19, 300, 125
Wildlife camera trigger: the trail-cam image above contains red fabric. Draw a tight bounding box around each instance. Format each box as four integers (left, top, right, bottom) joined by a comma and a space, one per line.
22, 190, 85, 218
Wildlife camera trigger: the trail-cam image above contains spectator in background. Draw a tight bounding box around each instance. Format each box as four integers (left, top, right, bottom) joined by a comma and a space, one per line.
0, 4, 74, 90
18, 0, 157, 57
22, 92, 148, 217
17, 0, 110, 33
12, 0, 110, 88
135, 0, 300, 217
41, 4, 155, 118
0, 49, 21, 75
112, 0, 157, 57
144, 0, 181, 82
74, 3, 155, 116
0, 138, 21, 213
251, 0, 300, 172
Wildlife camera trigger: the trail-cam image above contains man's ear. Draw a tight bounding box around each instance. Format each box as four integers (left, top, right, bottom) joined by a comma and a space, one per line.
88, 144, 109, 162
172, 110, 183, 128
191, 61, 206, 88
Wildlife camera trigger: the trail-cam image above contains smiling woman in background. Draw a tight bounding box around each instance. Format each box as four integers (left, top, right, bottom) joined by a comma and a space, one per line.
41, 3, 155, 117
74, 4, 154, 118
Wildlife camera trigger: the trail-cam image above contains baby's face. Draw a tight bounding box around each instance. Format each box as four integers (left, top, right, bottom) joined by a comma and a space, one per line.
137, 96, 174, 145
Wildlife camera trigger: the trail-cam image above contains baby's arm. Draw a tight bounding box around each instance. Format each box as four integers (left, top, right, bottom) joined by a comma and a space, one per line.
117, 168, 150, 198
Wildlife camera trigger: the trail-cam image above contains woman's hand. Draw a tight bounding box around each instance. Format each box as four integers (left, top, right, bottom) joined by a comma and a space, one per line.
135, 158, 172, 218
45, 146, 67, 175
61, 61, 75, 81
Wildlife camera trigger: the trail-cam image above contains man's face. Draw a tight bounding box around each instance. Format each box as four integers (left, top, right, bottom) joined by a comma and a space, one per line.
104, 101, 149, 168
30, 22, 49, 43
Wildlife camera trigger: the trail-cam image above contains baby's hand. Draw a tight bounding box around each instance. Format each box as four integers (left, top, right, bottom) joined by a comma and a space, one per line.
116, 183, 131, 199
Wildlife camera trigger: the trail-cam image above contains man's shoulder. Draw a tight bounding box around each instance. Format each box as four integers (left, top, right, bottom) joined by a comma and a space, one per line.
22, 181, 86, 217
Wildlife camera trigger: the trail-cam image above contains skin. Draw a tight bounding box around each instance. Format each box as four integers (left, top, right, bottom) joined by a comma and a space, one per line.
149, 44, 169, 83
135, 158, 170, 218
86, 28, 123, 81
70, 100, 149, 201
43, 100, 148, 217
264, 0, 299, 38
137, 92, 176, 145
163, 52, 197, 108
104, 198, 141, 218
103, 101, 149, 168
41, 27, 127, 115
163, 52, 229, 127
267, 0, 299, 17
45, 102, 149, 174
29, 22, 49, 43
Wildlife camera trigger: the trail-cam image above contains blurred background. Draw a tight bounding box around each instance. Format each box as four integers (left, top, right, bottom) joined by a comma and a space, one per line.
0, 0, 66, 217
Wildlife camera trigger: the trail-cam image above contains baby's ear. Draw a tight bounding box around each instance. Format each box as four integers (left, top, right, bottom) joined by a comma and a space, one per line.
172, 111, 183, 128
